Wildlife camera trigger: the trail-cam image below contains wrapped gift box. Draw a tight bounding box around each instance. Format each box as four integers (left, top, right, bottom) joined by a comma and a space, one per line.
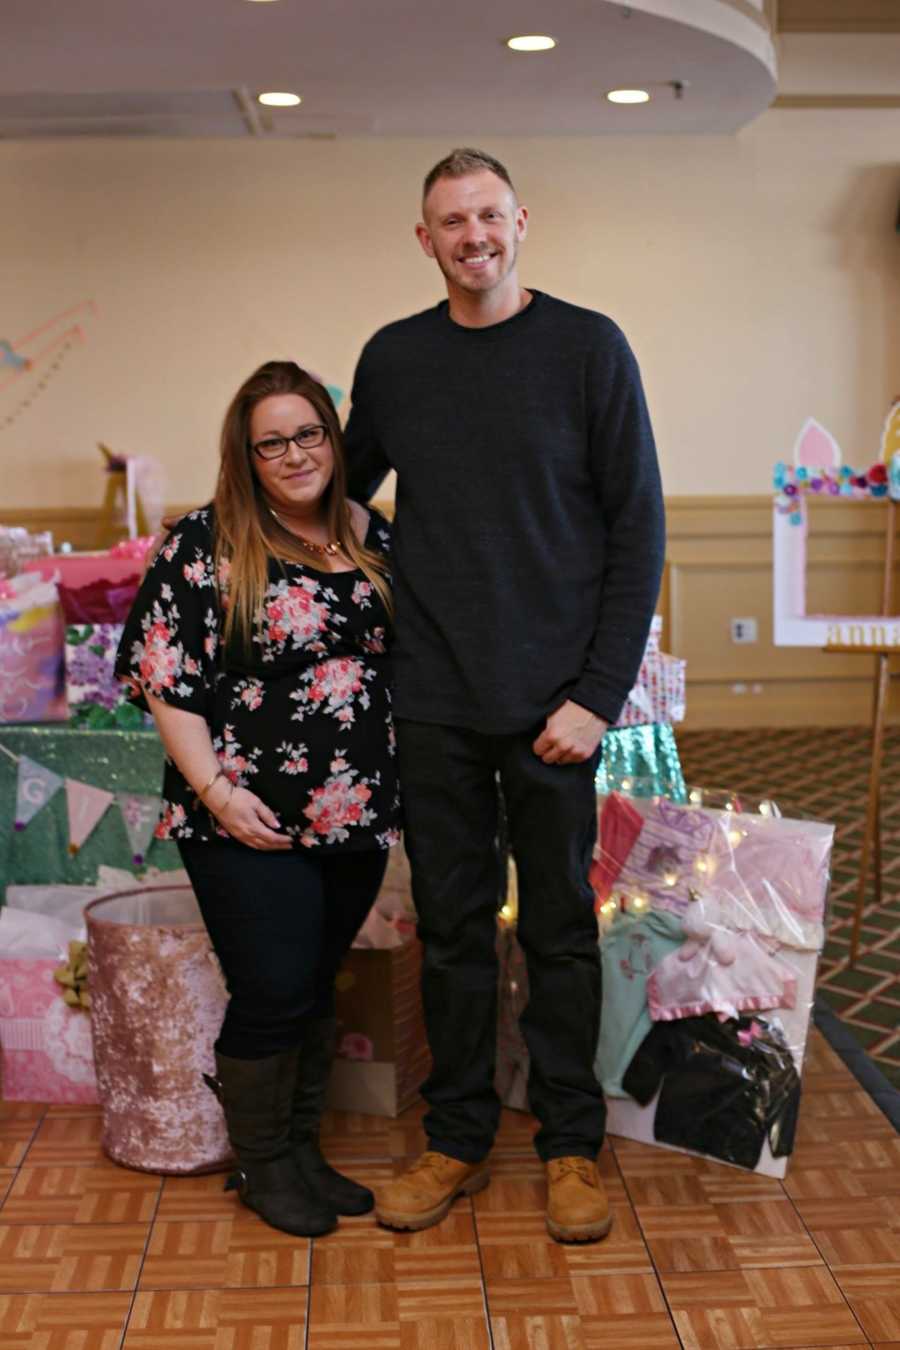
0, 958, 98, 1102
65, 622, 151, 729
616, 651, 686, 727
0, 572, 67, 724
0, 525, 54, 578
328, 930, 430, 1117
613, 614, 685, 728
644, 614, 663, 655
0, 907, 98, 1103
57, 566, 148, 729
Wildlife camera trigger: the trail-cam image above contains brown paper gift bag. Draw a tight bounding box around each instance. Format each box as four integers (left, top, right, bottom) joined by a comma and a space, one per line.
328, 933, 430, 1118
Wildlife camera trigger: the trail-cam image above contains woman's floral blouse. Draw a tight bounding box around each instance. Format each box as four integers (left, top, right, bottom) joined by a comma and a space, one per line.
115, 505, 400, 852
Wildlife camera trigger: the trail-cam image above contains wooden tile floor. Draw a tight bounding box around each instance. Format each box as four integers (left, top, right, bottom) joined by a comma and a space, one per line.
1, 1031, 898, 1349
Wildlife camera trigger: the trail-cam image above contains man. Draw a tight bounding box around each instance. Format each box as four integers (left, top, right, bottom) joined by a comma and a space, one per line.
343, 148, 664, 1243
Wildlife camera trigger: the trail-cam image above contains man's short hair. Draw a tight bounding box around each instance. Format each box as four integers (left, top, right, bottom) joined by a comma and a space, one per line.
422, 148, 516, 205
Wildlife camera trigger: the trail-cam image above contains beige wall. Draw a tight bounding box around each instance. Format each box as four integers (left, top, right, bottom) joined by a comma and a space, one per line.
1, 109, 898, 513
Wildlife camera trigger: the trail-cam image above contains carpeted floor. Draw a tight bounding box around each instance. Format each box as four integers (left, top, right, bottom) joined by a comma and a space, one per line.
676, 726, 900, 1090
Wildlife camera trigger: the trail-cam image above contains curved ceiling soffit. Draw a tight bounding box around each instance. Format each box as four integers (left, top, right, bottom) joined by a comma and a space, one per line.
613, 0, 777, 80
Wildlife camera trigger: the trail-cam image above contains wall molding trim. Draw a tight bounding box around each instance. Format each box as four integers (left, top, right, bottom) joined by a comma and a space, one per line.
772, 95, 900, 110
777, 0, 900, 32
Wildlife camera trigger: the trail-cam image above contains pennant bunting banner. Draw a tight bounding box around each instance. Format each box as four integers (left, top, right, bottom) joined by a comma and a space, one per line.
4, 741, 163, 867
14, 754, 63, 830
116, 792, 160, 865
65, 778, 114, 855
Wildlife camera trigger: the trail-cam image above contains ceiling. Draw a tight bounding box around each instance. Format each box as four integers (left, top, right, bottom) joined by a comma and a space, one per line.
0, 0, 896, 141
0, 0, 776, 138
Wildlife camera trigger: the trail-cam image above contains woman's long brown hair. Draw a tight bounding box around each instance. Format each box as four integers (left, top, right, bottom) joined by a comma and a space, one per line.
214, 360, 392, 651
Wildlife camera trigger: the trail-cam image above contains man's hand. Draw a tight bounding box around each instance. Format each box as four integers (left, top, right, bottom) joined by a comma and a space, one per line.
532, 700, 608, 765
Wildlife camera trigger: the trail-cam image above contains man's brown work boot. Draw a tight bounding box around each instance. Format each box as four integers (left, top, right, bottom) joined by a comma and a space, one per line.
545, 1156, 613, 1243
375, 1150, 490, 1231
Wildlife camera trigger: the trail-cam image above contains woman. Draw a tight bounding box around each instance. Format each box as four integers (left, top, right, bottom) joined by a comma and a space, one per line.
116, 361, 399, 1237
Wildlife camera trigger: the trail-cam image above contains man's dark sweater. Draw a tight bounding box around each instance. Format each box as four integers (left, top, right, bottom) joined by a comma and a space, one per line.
343, 289, 665, 734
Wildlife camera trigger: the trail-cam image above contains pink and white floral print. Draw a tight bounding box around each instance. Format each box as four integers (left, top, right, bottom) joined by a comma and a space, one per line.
277, 740, 309, 776
203, 607, 219, 662
213, 724, 262, 786
256, 576, 343, 659
360, 626, 387, 654
117, 505, 399, 849
231, 678, 265, 712
155, 800, 191, 839
297, 752, 380, 847
128, 600, 197, 701
351, 580, 374, 609
182, 549, 215, 589
290, 657, 373, 727
160, 533, 182, 563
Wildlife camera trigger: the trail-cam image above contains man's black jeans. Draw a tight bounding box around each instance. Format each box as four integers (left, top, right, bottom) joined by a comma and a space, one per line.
396, 718, 605, 1163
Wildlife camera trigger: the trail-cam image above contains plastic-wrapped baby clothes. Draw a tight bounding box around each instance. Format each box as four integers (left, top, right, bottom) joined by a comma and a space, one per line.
707, 822, 830, 951
600, 798, 833, 950
590, 793, 644, 905
646, 893, 797, 1022
595, 908, 685, 1097
606, 796, 721, 913
622, 1013, 801, 1169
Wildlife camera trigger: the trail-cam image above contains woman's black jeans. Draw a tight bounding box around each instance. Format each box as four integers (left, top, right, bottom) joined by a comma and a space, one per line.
178, 840, 387, 1060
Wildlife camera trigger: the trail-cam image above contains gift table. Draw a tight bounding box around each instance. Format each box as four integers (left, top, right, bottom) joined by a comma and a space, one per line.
0, 725, 180, 892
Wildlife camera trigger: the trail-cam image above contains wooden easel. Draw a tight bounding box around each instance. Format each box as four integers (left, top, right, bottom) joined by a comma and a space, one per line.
826, 496, 897, 964
97, 443, 151, 548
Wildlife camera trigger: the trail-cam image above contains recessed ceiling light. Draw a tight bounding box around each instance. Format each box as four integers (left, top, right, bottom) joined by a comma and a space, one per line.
257, 91, 302, 107
506, 34, 556, 52
606, 88, 651, 104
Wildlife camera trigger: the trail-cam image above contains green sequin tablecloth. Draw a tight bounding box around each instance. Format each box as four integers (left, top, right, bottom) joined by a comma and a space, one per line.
0, 720, 685, 895
0, 725, 180, 893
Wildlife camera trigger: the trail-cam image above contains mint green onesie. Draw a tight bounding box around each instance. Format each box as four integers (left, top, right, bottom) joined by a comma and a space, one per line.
595, 908, 685, 1097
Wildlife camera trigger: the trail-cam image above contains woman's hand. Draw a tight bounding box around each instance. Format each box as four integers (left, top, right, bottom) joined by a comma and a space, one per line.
209, 783, 293, 850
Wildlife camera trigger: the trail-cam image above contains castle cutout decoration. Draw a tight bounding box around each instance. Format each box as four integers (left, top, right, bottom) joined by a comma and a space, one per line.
773, 402, 900, 650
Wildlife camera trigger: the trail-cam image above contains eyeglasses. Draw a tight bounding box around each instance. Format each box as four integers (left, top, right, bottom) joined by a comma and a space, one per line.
250, 424, 329, 460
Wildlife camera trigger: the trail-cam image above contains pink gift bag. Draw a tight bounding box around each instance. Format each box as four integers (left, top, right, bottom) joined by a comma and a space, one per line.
0, 572, 67, 724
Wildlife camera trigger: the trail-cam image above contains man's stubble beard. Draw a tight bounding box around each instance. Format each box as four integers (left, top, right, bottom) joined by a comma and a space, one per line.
439, 234, 519, 295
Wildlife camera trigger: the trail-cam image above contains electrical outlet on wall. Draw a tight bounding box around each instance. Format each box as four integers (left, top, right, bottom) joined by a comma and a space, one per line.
731, 617, 758, 644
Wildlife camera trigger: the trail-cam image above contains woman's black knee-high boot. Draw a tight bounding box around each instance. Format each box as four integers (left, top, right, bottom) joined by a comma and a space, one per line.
206, 1048, 337, 1237
291, 1018, 375, 1215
